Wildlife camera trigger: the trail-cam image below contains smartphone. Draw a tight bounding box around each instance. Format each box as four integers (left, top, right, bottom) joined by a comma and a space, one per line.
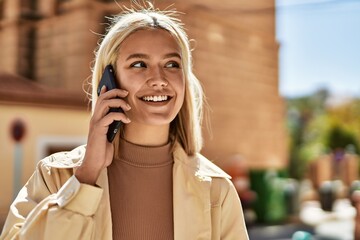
97, 65, 123, 142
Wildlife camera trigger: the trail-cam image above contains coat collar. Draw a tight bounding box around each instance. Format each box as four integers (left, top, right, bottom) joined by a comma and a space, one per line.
44, 143, 231, 179
172, 142, 231, 180
45, 143, 231, 239
172, 142, 230, 239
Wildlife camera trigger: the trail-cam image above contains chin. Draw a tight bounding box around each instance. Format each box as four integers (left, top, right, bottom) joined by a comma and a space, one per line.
138, 114, 177, 126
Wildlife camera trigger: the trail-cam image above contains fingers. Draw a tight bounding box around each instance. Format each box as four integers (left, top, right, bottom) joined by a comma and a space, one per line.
99, 88, 128, 100
97, 98, 131, 118
91, 88, 131, 131
100, 112, 131, 126
92, 102, 131, 128
94, 88, 131, 117
90, 110, 130, 137
99, 85, 107, 95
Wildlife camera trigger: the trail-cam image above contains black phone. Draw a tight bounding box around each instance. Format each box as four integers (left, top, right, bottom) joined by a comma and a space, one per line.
97, 65, 124, 142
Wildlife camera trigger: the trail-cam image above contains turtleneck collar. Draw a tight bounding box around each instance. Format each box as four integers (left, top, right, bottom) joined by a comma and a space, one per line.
115, 138, 173, 167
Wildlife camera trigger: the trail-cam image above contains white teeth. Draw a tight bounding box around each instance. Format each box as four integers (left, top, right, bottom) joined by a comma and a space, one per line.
142, 95, 169, 102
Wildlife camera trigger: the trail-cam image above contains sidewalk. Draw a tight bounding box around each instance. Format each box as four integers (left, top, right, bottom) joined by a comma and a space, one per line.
300, 199, 356, 240
248, 223, 314, 240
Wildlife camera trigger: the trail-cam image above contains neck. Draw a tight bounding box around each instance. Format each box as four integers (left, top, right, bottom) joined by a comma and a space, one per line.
123, 122, 170, 146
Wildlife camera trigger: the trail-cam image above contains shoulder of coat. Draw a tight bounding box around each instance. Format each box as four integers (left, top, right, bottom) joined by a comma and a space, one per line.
40, 145, 86, 169
195, 154, 232, 179
173, 144, 231, 179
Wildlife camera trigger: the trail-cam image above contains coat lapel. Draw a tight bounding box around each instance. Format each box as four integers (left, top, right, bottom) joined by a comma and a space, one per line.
76, 143, 231, 240
172, 145, 212, 240
95, 168, 113, 240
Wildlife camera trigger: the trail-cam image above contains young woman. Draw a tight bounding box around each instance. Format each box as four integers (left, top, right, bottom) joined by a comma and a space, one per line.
0, 4, 249, 240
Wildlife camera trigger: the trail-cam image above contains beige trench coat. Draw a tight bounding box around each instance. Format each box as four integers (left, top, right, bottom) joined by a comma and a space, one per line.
0, 143, 249, 240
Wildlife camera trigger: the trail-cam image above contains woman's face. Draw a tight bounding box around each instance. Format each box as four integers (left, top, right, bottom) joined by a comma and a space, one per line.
116, 29, 185, 127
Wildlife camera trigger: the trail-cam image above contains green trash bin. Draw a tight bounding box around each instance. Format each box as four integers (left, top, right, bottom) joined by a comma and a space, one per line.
249, 169, 287, 223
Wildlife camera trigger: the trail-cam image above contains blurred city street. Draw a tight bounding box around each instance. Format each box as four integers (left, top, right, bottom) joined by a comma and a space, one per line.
1, 0, 360, 239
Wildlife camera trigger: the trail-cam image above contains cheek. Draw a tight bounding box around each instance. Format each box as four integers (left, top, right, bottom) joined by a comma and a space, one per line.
178, 79, 186, 101
179, 87, 185, 104
172, 72, 185, 93
117, 71, 131, 88
174, 84, 186, 114
118, 73, 144, 92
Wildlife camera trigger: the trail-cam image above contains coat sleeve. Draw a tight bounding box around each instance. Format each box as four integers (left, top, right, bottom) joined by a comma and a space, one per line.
0, 161, 103, 240
219, 178, 249, 240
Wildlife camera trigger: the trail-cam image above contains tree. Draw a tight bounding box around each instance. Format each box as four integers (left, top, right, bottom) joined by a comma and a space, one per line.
285, 89, 360, 179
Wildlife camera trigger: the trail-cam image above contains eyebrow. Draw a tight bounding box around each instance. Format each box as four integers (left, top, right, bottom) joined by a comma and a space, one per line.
164, 52, 181, 59
125, 52, 181, 61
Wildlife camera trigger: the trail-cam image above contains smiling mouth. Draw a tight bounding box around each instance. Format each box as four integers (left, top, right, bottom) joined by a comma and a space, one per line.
141, 95, 172, 102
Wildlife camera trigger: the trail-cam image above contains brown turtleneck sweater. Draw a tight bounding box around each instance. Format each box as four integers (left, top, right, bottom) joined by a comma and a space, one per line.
107, 138, 174, 240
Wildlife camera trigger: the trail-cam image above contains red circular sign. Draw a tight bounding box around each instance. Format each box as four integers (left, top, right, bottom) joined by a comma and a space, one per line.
10, 119, 26, 142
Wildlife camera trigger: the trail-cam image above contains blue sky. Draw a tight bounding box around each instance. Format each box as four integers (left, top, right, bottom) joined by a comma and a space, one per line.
276, 0, 360, 97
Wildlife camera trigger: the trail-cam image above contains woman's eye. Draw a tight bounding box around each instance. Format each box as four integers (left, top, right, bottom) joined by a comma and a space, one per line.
131, 61, 146, 68
165, 61, 180, 68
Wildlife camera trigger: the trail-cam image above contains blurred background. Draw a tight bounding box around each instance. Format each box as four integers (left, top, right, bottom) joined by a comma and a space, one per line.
0, 0, 359, 239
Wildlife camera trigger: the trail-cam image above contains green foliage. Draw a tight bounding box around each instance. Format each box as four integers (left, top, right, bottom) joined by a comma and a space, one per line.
285, 89, 360, 179
326, 124, 360, 153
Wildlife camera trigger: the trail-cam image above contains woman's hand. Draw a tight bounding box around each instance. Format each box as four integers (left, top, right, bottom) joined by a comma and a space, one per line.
75, 86, 131, 185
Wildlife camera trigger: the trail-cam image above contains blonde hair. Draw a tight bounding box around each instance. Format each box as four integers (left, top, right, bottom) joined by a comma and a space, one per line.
91, 3, 204, 156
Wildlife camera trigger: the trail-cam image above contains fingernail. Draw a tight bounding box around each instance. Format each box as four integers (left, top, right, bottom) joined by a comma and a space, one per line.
126, 104, 131, 109
126, 117, 131, 123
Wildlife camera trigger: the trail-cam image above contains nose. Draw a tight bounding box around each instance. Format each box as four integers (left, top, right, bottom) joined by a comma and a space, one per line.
149, 79, 168, 88
147, 67, 168, 88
